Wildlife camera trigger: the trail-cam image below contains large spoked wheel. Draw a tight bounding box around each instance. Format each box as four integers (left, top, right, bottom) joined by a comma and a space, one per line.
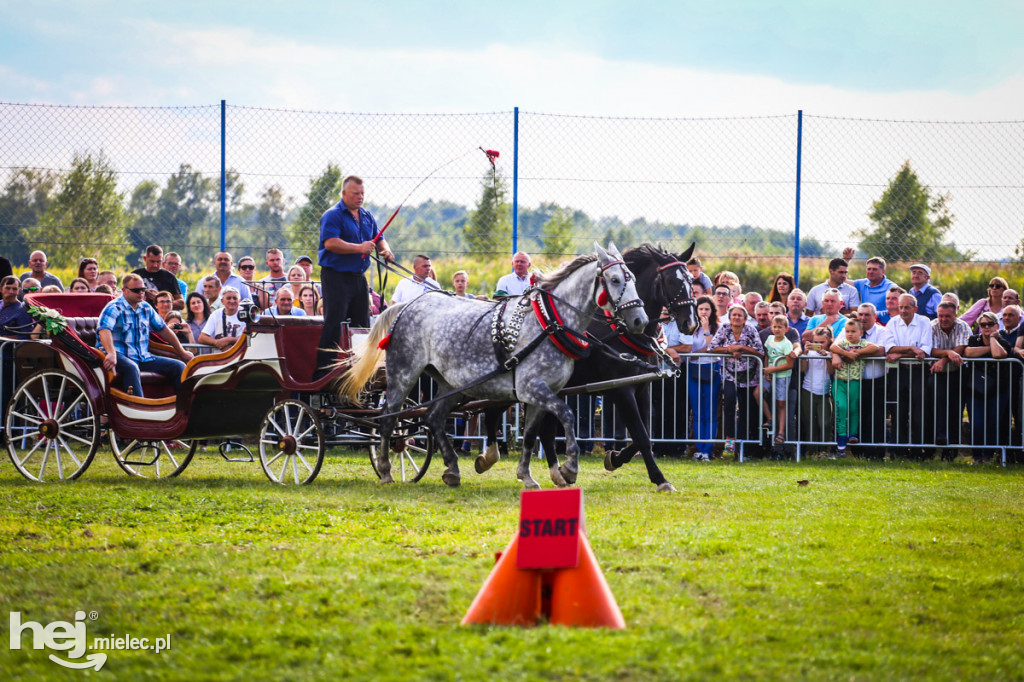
110, 433, 197, 478
369, 409, 434, 483
5, 370, 100, 482
259, 400, 325, 485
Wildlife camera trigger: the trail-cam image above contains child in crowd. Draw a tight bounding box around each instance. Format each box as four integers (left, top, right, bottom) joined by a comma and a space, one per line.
830, 318, 867, 457
762, 315, 794, 449
799, 326, 835, 444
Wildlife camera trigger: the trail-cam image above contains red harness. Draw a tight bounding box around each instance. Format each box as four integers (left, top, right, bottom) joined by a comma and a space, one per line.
532, 291, 590, 360
603, 310, 658, 356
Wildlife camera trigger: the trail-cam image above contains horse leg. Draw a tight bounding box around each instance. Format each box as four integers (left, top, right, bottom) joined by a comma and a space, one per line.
618, 385, 674, 491
513, 405, 543, 489
375, 369, 425, 484
424, 390, 463, 487
530, 409, 567, 488
517, 379, 582, 485
475, 405, 506, 474
375, 411, 396, 484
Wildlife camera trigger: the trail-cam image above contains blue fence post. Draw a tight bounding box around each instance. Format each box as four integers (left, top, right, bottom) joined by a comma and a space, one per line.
794, 109, 803, 286
220, 99, 227, 251
512, 106, 519, 255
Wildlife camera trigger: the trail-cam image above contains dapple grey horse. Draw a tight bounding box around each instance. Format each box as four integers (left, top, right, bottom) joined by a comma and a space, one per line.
340, 243, 648, 488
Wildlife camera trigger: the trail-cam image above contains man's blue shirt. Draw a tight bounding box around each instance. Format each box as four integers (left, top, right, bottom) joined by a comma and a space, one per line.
853, 276, 895, 311
319, 201, 379, 273
97, 297, 166, 362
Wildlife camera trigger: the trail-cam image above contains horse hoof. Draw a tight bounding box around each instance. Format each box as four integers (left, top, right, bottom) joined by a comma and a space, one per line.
559, 464, 578, 485
604, 451, 620, 471
549, 465, 567, 488
379, 474, 395, 485
442, 471, 461, 487
474, 455, 490, 474
656, 481, 677, 493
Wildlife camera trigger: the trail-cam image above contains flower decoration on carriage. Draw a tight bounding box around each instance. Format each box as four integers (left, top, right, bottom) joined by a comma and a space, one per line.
26, 305, 69, 336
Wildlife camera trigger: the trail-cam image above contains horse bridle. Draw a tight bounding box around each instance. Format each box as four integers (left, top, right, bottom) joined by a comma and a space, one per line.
598, 258, 644, 320
655, 260, 696, 320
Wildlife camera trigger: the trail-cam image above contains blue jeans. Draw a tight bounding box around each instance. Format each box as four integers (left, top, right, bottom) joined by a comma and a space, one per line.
115, 355, 185, 398
688, 365, 721, 456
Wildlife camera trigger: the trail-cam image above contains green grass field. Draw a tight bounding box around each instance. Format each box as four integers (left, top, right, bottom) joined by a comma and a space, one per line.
1, 448, 1022, 681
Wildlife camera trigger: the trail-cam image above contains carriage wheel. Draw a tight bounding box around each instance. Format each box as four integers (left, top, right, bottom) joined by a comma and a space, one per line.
5, 370, 100, 482
109, 434, 197, 479
368, 410, 434, 483
258, 400, 325, 485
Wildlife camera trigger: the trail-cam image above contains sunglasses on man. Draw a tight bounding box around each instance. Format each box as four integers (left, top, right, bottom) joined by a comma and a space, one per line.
22, 286, 40, 293
126, 287, 147, 294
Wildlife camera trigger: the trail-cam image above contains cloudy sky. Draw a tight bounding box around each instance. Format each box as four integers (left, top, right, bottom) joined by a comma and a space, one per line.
3, 0, 1023, 118
3, 1, 1022, 261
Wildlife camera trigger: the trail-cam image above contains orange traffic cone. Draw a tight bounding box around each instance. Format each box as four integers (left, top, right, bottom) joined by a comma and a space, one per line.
547, 532, 625, 629
461, 535, 542, 626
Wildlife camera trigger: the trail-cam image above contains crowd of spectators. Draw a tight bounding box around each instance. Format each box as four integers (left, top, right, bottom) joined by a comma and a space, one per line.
658, 253, 1023, 464
1, 245, 1021, 462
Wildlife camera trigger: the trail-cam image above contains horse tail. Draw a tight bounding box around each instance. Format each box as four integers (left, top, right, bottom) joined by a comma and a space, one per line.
338, 303, 406, 405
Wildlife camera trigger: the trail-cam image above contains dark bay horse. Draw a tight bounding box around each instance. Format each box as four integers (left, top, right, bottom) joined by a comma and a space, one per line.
475, 243, 697, 492
339, 243, 649, 488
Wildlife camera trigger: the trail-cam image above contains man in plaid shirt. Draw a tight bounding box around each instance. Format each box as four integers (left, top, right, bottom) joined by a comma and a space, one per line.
97, 273, 194, 398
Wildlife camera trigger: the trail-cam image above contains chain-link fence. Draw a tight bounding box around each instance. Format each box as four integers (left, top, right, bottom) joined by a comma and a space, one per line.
2, 102, 1023, 273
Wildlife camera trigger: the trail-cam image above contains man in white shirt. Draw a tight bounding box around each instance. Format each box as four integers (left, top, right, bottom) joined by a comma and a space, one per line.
494, 251, 532, 297
198, 286, 246, 350
391, 254, 440, 305
805, 257, 860, 314
885, 294, 933, 456
835, 303, 891, 458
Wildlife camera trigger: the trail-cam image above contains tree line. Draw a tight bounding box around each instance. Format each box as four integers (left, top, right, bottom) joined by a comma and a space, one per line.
0, 152, 970, 269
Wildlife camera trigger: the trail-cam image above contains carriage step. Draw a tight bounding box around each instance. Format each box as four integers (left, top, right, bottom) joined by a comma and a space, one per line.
218, 440, 255, 463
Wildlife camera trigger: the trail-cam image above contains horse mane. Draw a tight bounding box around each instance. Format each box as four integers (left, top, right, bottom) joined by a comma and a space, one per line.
534, 253, 597, 290
621, 243, 669, 273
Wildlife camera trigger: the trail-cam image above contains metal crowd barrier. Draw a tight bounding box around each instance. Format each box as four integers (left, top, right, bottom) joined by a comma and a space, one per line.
530, 352, 1023, 466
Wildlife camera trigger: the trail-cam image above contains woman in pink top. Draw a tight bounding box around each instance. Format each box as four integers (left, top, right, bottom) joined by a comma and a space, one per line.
961, 277, 1008, 327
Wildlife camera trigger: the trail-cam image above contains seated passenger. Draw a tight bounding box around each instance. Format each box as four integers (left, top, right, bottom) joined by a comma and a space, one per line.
266, 287, 305, 316
198, 286, 247, 351
96, 273, 194, 398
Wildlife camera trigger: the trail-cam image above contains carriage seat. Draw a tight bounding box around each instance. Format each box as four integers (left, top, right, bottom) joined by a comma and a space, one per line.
62, 317, 176, 398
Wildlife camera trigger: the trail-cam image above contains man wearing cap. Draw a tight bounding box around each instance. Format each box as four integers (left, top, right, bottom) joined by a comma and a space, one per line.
294, 255, 322, 296
909, 263, 940, 320
97, 273, 194, 398
314, 175, 394, 379
494, 252, 532, 298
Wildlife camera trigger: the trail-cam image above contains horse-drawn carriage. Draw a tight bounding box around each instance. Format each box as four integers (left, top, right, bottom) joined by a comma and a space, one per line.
4, 242, 695, 489
2, 291, 435, 485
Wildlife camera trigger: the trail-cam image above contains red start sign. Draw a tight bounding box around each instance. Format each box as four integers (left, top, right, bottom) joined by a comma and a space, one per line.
517, 488, 585, 570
